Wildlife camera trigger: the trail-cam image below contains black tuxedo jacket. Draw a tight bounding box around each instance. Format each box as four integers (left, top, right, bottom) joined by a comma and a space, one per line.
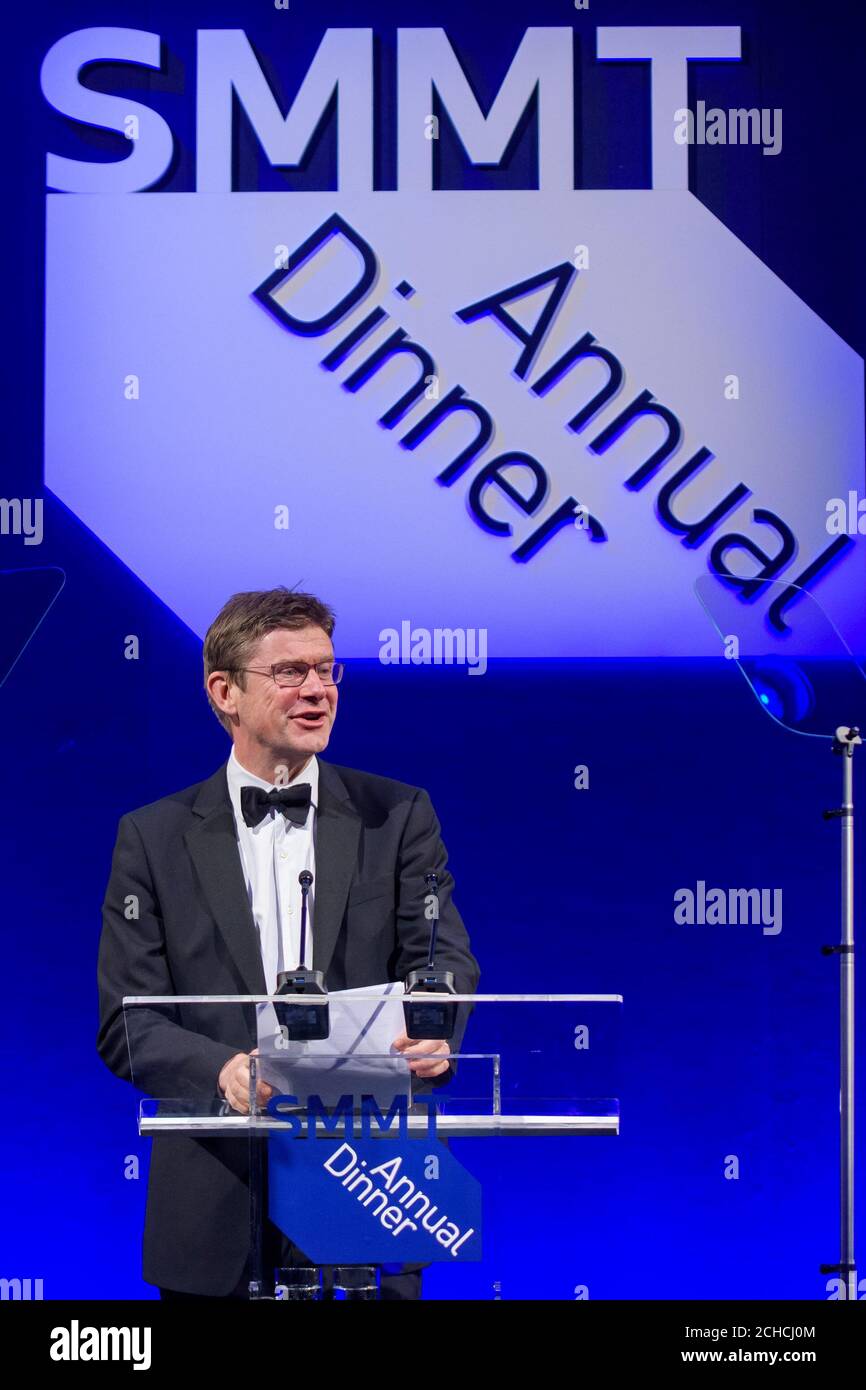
96, 756, 480, 1295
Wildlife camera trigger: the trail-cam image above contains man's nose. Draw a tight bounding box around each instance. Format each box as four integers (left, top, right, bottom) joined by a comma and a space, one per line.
296, 668, 327, 697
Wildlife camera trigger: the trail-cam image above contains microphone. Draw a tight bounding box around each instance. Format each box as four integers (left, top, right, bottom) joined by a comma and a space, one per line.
275, 870, 330, 1040
298, 869, 313, 965
403, 870, 458, 1042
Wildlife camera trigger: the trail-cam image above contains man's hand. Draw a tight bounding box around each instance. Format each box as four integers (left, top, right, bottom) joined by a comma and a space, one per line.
391, 1032, 452, 1079
218, 1048, 276, 1114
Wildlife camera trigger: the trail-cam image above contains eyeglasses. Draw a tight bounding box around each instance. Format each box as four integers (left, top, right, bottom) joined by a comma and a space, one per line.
237, 661, 344, 688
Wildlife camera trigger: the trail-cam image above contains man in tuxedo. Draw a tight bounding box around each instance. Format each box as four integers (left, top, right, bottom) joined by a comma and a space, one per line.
97, 586, 480, 1300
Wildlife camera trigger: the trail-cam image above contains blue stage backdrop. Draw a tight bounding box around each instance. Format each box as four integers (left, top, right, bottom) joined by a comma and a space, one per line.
1, 0, 864, 1299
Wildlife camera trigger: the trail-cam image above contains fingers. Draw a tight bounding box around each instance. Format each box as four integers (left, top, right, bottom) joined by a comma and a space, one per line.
226, 1083, 272, 1113
223, 1055, 275, 1114
408, 1058, 450, 1078
219, 1055, 248, 1114
226, 1066, 251, 1113
402, 1042, 451, 1059
392, 1037, 452, 1078
393, 1035, 448, 1057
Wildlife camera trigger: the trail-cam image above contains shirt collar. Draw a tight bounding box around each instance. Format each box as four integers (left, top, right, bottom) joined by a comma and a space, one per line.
227, 745, 319, 819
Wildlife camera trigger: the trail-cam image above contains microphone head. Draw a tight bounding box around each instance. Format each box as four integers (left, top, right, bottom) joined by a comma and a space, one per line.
424, 871, 440, 890
299, 870, 313, 887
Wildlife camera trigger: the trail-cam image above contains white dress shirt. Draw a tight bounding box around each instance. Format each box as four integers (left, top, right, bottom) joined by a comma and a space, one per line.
226, 746, 318, 1044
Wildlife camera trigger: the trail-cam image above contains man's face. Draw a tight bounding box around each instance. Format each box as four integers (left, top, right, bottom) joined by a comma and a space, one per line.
227, 625, 338, 772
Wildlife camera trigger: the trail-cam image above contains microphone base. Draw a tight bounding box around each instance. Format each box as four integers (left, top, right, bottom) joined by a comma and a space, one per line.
403, 969, 457, 1040
275, 968, 330, 1041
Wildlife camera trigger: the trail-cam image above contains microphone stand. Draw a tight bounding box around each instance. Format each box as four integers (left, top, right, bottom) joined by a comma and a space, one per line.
694, 572, 862, 1297
820, 725, 861, 1300
275, 870, 329, 1040
403, 871, 457, 1040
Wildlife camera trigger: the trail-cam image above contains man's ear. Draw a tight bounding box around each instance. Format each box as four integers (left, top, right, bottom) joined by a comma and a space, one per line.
208, 670, 237, 721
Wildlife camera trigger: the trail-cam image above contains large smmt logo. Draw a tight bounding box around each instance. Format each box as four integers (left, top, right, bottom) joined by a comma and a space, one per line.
41, 25, 865, 657
41, 25, 747, 194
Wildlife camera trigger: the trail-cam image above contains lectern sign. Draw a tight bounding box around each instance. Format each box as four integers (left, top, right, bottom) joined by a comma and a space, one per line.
268, 1134, 482, 1264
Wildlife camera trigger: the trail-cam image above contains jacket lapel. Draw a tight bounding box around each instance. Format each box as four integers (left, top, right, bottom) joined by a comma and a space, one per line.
311, 760, 362, 980
184, 758, 360, 993
185, 764, 266, 995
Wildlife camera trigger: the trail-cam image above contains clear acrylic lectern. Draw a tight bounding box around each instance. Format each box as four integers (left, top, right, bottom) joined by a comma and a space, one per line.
124, 988, 622, 1299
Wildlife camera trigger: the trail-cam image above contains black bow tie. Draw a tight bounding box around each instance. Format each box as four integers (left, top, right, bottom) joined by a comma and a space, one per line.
240, 783, 312, 828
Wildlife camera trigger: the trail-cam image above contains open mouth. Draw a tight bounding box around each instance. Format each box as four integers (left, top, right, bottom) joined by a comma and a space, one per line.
294, 711, 327, 726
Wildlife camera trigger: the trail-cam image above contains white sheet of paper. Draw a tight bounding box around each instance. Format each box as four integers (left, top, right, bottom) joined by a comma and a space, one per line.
256, 982, 411, 1101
